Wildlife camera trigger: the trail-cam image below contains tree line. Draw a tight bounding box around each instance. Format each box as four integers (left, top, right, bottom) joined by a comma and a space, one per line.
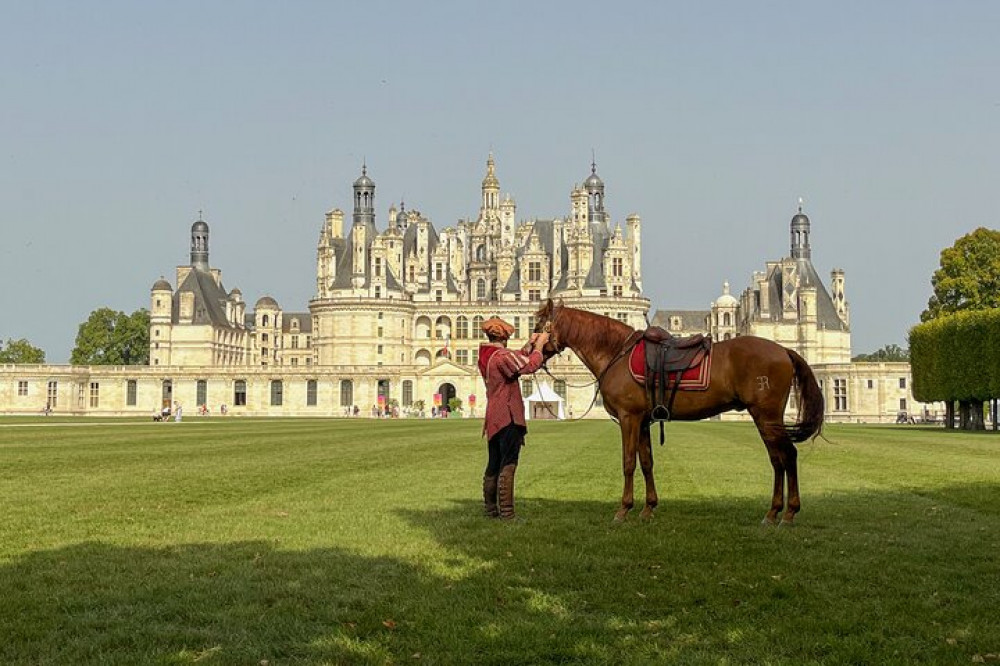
1, 308, 149, 366
909, 227, 1000, 430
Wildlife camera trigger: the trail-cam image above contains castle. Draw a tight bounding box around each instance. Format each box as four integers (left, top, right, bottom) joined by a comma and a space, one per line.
0, 156, 926, 422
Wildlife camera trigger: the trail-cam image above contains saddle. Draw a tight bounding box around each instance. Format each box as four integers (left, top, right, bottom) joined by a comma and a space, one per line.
641, 327, 712, 426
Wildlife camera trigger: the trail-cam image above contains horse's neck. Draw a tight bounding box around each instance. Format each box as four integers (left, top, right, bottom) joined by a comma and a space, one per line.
561, 311, 632, 378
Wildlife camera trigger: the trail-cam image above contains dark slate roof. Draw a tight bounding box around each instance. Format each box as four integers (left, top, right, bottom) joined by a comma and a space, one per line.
650, 309, 712, 333
173, 269, 237, 328
281, 313, 313, 334
152, 278, 172, 291
765, 258, 848, 331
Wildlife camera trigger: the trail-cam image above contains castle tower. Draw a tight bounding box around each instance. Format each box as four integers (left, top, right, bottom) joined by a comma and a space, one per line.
351, 164, 375, 284
190, 215, 210, 271
790, 199, 811, 260
481, 153, 500, 221
583, 159, 607, 227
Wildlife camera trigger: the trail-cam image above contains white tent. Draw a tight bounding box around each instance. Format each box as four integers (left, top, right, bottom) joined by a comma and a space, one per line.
523, 381, 565, 420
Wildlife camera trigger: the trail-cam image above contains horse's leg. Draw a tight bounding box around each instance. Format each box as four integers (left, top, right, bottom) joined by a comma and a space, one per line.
780, 441, 801, 526
637, 422, 658, 519
615, 416, 639, 522
751, 410, 786, 526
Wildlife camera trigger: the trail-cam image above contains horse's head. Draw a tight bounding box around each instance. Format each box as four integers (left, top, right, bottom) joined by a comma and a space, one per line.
532, 298, 566, 359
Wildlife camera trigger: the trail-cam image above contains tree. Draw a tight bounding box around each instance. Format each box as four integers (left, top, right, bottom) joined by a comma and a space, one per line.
921, 227, 1000, 322
0, 338, 45, 364
71, 308, 150, 365
851, 344, 910, 362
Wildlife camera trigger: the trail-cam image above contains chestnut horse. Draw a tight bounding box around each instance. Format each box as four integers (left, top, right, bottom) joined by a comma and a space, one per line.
533, 300, 824, 525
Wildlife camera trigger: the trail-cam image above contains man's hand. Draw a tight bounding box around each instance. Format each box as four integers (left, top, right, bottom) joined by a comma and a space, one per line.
530, 331, 551, 351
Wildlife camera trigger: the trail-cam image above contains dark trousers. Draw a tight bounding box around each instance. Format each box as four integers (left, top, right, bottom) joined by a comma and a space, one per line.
485, 423, 526, 476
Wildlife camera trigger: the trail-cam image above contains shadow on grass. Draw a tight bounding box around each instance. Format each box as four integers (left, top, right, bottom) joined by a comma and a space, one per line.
3, 486, 1000, 665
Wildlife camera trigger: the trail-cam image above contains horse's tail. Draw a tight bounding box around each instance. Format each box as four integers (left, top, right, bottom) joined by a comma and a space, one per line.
785, 349, 824, 443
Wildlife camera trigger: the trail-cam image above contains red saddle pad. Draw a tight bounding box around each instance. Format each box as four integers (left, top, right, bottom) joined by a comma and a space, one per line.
629, 340, 712, 391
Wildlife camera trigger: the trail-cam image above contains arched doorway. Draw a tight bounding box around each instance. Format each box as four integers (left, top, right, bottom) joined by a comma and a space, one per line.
437, 382, 456, 411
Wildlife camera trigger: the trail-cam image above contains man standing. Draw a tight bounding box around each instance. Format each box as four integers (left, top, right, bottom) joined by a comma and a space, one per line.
477, 316, 550, 519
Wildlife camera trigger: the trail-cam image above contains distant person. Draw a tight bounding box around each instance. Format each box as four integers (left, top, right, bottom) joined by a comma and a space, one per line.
477, 316, 549, 519
174, 402, 183, 422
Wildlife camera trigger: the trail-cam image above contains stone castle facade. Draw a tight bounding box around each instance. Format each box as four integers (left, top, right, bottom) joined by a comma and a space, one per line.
0, 158, 932, 422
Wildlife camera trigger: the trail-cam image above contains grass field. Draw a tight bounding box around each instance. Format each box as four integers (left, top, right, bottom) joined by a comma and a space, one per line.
1, 417, 998, 665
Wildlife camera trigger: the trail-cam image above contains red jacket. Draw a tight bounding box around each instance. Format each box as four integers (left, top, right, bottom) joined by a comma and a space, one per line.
478, 343, 544, 440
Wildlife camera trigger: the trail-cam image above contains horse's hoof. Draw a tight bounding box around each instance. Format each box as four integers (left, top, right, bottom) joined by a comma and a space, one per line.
613, 511, 629, 523
760, 517, 778, 527
639, 508, 655, 521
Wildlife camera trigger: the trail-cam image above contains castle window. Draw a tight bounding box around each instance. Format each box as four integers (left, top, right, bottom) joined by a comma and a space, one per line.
834, 379, 847, 411
528, 290, 541, 302
528, 262, 541, 281
435, 263, 443, 281
867, 379, 874, 389
612, 258, 623, 277
291, 319, 299, 331
126, 380, 137, 406
513, 317, 522, 339
340, 380, 353, 407
402, 380, 413, 407
476, 279, 486, 300
306, 379, 317, 406
723, 312, 731, 327
196, 380, 207, 407
18, 381, 28, 397
375, 258, 383, 277
899, 377, 907, 389
270, 380, 283, 406
234, 380, 247, 406
436, 290, 442, 302
456, 349, 468, 365
613, 285, 623, 298
522, 379, 533, 397
900, 398, 907, 411
291, 335, 299, 349
554, 380, 566, 400
472, 315, 485, 338
375, 286, 382, 298
88, 382, 100, 408
290, 358, 298, 366
378, 327, 383, 337
47, 381, 58, 408
456, 316, 469, 339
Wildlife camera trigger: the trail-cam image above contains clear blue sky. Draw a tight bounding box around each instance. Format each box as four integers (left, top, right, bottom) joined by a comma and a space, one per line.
2, 1, 998, 362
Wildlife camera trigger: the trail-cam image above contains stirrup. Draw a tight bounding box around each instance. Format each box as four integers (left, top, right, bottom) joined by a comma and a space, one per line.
650, 405, 671, 422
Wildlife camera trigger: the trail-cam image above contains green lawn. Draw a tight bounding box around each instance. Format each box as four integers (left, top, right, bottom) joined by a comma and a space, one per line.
1, 417, 998, 665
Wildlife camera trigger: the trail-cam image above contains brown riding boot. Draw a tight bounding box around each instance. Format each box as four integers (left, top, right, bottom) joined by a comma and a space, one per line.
498, 463, 518, 520
483, 474, 499, 518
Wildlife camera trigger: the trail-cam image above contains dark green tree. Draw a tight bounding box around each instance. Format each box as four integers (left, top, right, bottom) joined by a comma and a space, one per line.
71, 308, 150, 365
0, 338, 46, 363
921, 227, 1000, 322
852, 344, 910, 362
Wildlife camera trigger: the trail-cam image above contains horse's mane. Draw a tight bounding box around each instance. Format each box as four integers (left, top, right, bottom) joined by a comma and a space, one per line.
558, 306, 635, 350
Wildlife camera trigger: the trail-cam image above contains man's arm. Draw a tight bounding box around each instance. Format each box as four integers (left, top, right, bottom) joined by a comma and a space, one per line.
495, 332, 550, 380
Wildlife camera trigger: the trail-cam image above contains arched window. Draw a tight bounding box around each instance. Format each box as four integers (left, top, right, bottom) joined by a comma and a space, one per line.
456, 316, 469, 339
723, 312, 731, 327
472, 315, 485, 338
340, 380, 353, 407
402, 380, 413, 406
554, 380, 567, 400
476, 244, 486, 261
262, 314, 269, 327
